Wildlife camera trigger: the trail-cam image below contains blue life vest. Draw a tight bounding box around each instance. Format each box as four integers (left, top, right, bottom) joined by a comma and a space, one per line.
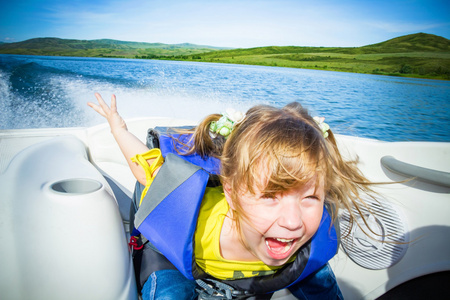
133, 128, 338, 294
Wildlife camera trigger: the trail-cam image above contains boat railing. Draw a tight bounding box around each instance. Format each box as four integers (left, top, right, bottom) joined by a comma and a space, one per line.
381, 155, 450, 188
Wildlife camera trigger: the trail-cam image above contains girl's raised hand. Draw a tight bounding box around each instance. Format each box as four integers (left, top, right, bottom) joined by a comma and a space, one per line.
88, 93, 151, 184
88, 93, 127, 133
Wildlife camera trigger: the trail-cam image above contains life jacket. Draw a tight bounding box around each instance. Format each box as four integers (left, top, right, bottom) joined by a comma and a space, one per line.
131, 127, 338, 297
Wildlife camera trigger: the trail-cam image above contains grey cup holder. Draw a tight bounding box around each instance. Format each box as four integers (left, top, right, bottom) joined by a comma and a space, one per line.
50, 178, 102, 195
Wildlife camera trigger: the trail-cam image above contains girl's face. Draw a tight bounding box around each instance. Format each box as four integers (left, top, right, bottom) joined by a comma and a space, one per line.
228, 178, 325, 266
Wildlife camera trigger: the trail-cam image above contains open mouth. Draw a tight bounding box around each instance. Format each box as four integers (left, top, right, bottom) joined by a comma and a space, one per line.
265, 237, 297, 259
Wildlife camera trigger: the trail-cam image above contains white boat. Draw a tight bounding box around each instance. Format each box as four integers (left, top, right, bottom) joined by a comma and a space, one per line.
1, 118, 449, 300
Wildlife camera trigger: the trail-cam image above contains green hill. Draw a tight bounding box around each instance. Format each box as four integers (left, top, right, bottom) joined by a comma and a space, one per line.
178, 33, 450, 80
0, 33, 448, 79
360, 32, 450, 53
0, 37, 228, 57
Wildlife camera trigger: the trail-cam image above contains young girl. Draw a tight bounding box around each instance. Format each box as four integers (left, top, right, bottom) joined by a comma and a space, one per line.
88, 93, 375, 299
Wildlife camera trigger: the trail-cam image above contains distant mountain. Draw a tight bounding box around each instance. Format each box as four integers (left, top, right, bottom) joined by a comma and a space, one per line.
1, 33, 447, 56
0, 37, 233, 59
0, 37, 229, 51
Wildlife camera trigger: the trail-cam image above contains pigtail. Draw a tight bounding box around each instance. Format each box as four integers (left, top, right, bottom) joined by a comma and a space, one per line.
173, 113, 227, 159
194, 114, 228, 158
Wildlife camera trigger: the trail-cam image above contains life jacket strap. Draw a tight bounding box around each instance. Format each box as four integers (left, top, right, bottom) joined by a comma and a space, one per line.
131, 148, 164, 206
128, 236, 144, 251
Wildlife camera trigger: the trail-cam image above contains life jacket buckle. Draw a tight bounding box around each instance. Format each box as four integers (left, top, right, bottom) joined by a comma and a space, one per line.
196, 279, 256, 299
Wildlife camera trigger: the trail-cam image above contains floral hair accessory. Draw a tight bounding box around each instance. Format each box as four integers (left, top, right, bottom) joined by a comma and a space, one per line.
313, 116, 330, 138
210, 108, 245, 139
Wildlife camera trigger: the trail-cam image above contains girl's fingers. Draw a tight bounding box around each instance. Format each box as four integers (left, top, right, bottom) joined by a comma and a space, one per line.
94, 93, 104, 104
87, 102, 107, 117
88, 93, 119, 120
95, 93, 111, 114
110, 94, 117, 112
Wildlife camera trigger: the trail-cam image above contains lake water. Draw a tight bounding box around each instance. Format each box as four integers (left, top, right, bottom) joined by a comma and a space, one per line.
0, 54, 449, 142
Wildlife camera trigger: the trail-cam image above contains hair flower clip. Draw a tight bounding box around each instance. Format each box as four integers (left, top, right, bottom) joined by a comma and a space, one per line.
313, 116, 330, 138
210, 108, 245, 139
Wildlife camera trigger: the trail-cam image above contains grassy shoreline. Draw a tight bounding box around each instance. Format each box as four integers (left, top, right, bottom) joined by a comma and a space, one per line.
5, 51, 447, 80
1, 33, 449, 80
156, 51, 450, 80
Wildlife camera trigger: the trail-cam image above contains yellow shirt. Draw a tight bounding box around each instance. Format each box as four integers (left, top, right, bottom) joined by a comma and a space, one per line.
195, 186, 281, 280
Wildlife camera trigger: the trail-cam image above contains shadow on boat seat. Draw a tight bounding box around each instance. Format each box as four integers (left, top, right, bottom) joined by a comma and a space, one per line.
103, 175, 134, 233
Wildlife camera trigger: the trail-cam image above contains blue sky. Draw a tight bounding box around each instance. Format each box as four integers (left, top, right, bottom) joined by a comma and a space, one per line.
1, 0, 449, 48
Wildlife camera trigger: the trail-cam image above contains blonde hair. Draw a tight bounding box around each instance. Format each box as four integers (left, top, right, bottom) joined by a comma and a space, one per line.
177, 102, 377, 238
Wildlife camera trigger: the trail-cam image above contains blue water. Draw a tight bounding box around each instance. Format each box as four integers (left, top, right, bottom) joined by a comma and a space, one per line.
0, 54, 449, 142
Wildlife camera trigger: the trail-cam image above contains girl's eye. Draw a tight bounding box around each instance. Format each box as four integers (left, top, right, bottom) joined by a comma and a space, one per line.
259, 194, 278, 202
304, 195, 320, 201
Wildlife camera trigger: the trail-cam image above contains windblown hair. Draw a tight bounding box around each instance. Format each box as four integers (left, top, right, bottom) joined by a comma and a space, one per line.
177, 102, 377, 237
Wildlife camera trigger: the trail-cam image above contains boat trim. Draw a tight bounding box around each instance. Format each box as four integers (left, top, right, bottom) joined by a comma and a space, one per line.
381, 155, 450, 188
